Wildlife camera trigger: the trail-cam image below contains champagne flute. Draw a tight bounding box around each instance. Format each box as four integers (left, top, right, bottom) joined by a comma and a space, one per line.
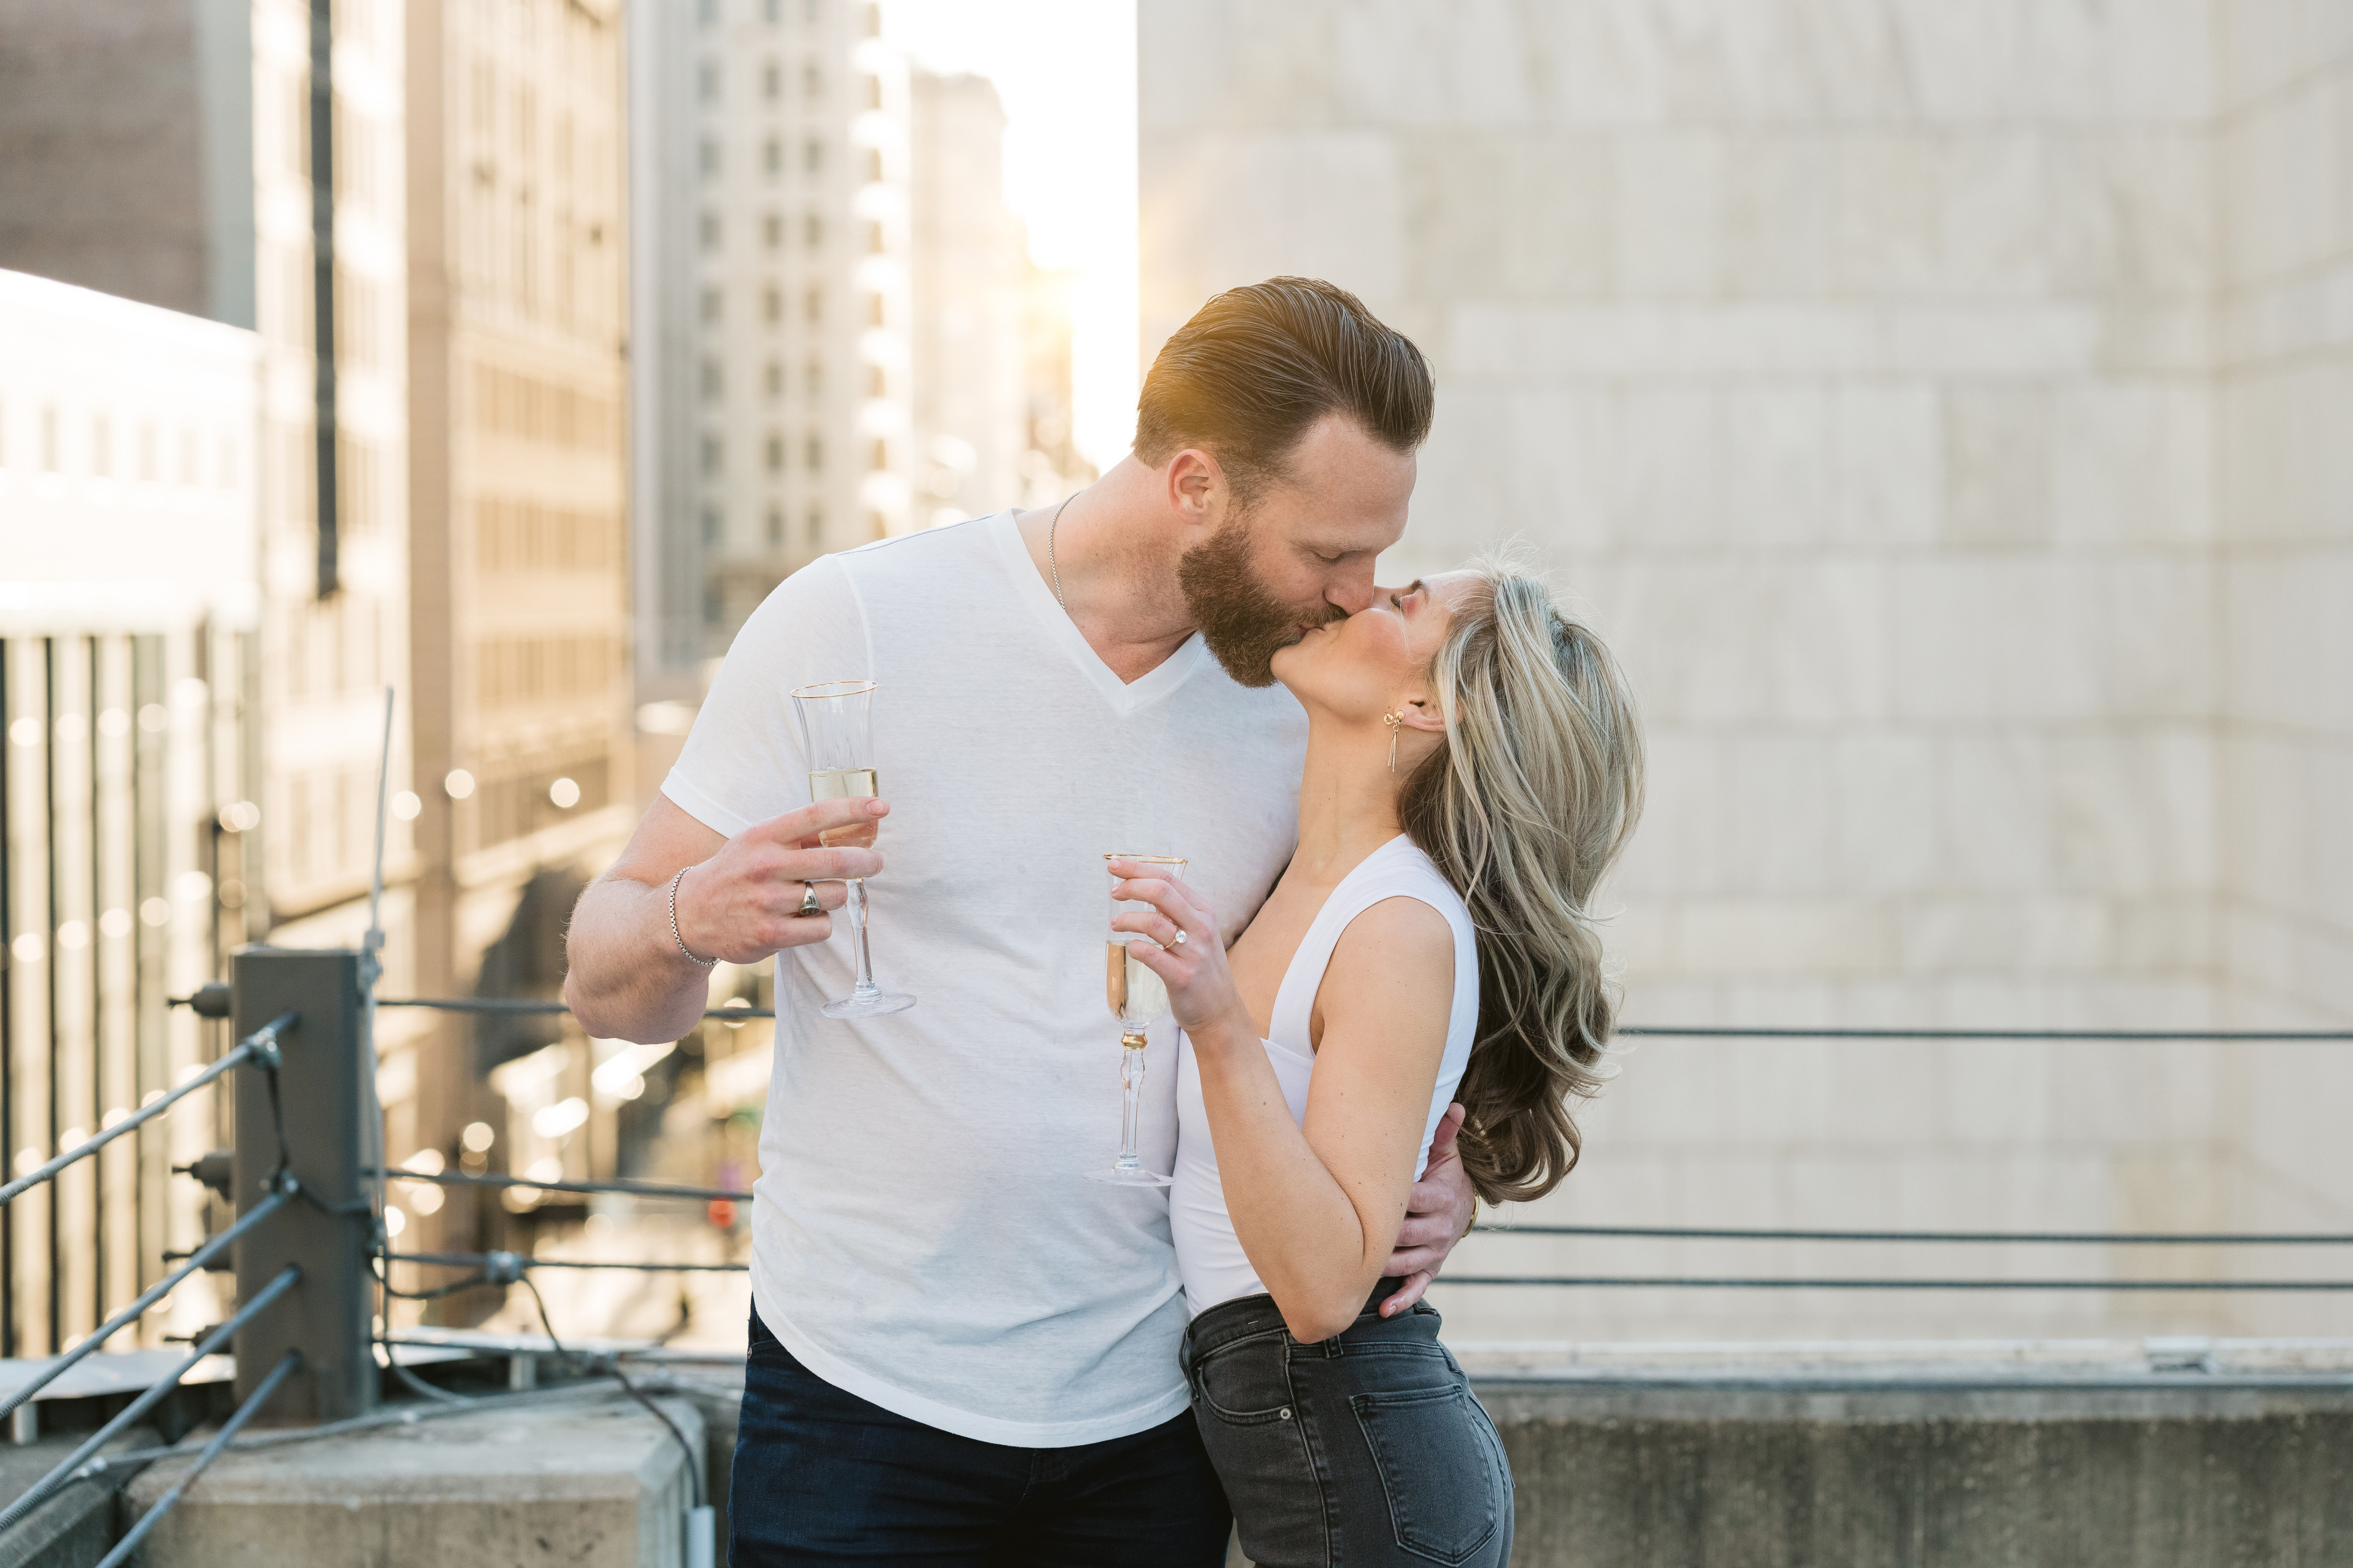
790, 680, 914, 1019
1087, 854, 1185, 1187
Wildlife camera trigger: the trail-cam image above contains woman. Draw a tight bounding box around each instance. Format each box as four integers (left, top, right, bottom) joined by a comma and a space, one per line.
1111, 557, 1644, 1568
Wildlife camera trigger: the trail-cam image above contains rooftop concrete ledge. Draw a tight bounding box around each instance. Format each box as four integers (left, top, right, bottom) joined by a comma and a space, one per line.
1477, 1377, 2353, 1567
120, 1394, 703, 1568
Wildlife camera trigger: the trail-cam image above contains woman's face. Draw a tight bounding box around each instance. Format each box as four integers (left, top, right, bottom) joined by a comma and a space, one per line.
1269, 570, 1481, 720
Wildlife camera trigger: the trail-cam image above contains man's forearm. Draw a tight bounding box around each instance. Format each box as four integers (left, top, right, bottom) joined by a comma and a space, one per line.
564, 875, 714, 1043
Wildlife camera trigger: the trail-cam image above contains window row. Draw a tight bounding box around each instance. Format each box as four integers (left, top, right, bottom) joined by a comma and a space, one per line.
698, 502, 826, 551
475, 496, 623, 575
697, 432, 826, 476
474, 634, 625, 712
699, 211, 826, 252
700, 357, 827, 401
0, 403, 242, 490
698, 136, 829, 180
471, 362, 622, 452
699, 56, 831, 105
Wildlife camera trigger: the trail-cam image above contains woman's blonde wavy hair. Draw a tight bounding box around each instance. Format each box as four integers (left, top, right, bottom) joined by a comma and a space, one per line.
1397, 555, 1644, 1206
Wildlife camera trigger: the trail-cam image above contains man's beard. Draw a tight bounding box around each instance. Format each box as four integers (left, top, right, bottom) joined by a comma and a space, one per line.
1177, 520, 1334, 688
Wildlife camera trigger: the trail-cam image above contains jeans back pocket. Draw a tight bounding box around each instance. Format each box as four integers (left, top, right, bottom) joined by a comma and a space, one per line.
1350, 1384, 1505, 1565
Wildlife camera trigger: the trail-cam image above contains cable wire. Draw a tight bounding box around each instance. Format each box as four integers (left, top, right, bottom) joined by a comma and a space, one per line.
1470, 1222, 2353, 1246
93, 1350, 302, 1568
1434, 1275, 2353, 1291
0, 1264, 300, 1538
372, 1167, 752, 1204
518, 1274, 704, 1510
0, 1189, 289, 1425
0, 1011, 294, 1207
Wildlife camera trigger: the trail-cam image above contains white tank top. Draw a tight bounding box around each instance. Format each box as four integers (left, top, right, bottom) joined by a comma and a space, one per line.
1170, 834, 1480, 1316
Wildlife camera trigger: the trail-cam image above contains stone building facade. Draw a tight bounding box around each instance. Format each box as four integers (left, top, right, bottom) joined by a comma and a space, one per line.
1139, 0, 2351, 1343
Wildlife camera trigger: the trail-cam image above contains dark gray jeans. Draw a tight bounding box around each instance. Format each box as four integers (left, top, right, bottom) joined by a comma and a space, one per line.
1180, 1284, 1513, 1568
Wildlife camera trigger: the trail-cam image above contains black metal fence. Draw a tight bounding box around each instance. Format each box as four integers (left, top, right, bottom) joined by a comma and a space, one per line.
0, 954, 2347, 1561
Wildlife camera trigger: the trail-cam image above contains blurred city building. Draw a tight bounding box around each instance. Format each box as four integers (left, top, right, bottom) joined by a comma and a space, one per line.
908, 71, 1026, 531
630, 0, 1094, 685
631, 0, 913, 677
1140, 0, 2350, 1343
400, 0, 636, 1270
0, 271, 261, 1358
0, 0, 413, 1348
0, 0, 642, 1326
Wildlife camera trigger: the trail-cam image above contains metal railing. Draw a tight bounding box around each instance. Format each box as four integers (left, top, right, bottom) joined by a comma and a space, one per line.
3, 966, 2344, 1561
361, 997, 2353, 1298
0, 997, 307, 1551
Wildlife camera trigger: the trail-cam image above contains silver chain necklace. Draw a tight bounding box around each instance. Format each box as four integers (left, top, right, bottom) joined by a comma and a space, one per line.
1047, 492, 1076, 610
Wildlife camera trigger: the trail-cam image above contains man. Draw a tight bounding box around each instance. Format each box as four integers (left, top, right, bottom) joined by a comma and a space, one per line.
564, 278, 1475, 1563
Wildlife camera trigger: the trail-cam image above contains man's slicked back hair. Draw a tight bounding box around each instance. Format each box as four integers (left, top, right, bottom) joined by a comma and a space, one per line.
1135, 277, 1434, 505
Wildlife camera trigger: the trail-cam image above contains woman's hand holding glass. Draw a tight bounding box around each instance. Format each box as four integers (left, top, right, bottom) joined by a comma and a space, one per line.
672, 797, 887, 964
1106, 861, 1255, 1052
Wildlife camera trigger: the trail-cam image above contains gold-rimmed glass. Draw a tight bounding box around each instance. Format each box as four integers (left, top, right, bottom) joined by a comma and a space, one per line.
791, 680, 913, 1019
1088, 854, 1185, 1187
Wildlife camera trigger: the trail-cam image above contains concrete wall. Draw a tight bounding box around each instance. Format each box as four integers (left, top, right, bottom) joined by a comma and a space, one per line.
2214, 6, 2353, 1252
1138, 1, 2349, 1344
1484, 1382, 2353, 1567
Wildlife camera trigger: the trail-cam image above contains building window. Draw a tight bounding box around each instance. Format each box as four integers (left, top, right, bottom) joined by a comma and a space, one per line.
697, 0, 717, 23
868, 509, 887, 536
700, 505, 720, 542
805, 359, 821, 397
700, 434, 724, 476
762, 212, 782, 248
700, 287, 722, 323
763, 137, 781, 177
805, 434, 823, 471
764, 432, 784, 473
700, 212, 722, 250
762, 60, 780, 99
765, 505, 783, 546
763, 0, 781, 22
866, 73, 882, 111
698, 61, 720, 104
803, 63, 823, 98
805, 286, 823, 322
764, 360, 783, 398
763, 284, 782, 323
803, 138, 823, 174
867, 219, 884, 254
867, 293, 885, 327
867, 364, 886, 396
869, 438, 887, 472
807, 506, 823, 545
699, 139, 719, 178
700, 359, 723, 399
865, 148, 884, 182
804, 214, 823, 249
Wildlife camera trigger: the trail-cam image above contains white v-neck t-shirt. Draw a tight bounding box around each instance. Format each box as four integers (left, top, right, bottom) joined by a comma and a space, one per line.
662, 513, 1308, 1447
1169, 835, 1480, 1315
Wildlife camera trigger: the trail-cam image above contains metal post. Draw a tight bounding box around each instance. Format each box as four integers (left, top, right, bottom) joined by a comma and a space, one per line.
231, 947, 374, 1422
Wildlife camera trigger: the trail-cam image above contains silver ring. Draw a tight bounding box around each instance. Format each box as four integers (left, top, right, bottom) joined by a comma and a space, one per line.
1171, 929, 1187, 947
798, 881, 823, 918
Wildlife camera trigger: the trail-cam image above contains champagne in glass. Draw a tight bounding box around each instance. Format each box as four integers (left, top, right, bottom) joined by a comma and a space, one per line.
790, 682, 913, 1018
808, 767, 880, 848
1088, 854, 1185, 1187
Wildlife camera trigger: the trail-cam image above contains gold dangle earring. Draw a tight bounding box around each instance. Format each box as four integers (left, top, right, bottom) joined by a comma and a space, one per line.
1383, 711, 1403, 774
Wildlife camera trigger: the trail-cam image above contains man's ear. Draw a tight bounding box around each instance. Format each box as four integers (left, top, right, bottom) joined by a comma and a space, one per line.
1164, 448, 1223, 526
1398, 692, 1446, 734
